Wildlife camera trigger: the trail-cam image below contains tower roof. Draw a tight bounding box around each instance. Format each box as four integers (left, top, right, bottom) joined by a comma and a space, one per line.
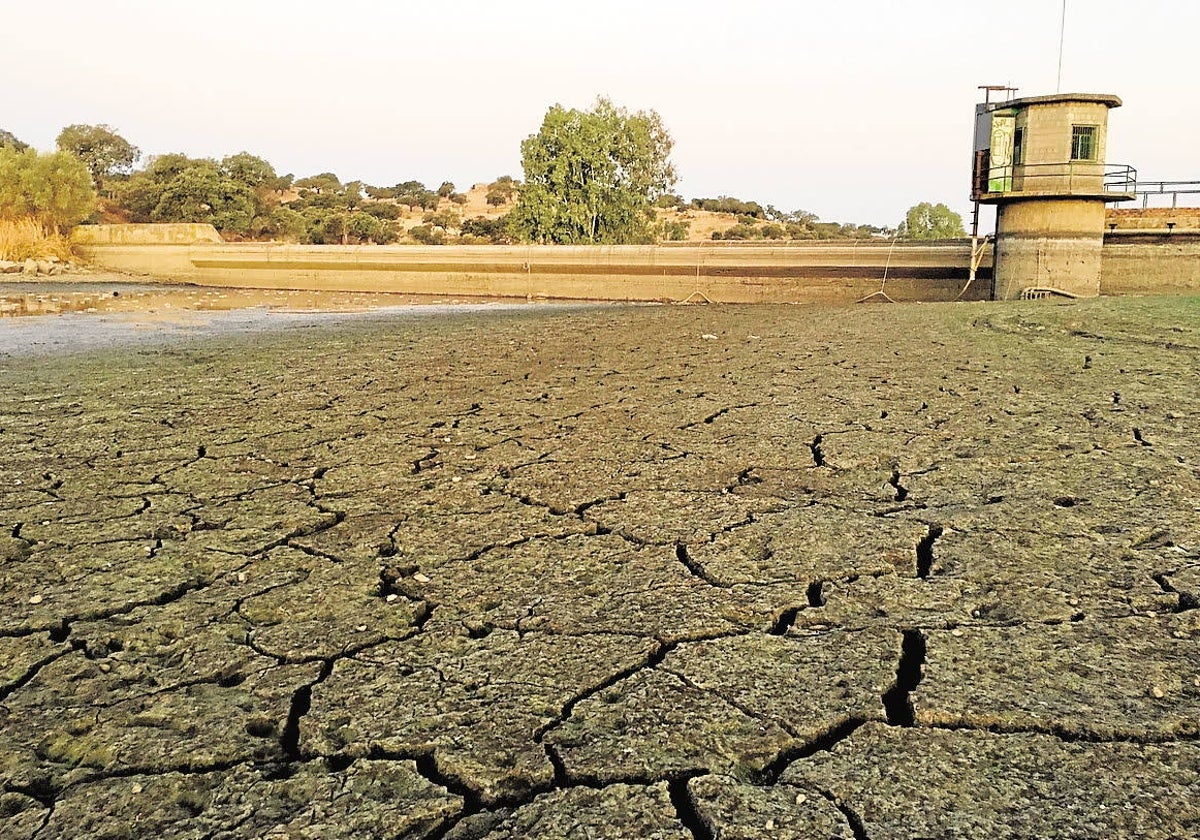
1003, 93, 1122, 110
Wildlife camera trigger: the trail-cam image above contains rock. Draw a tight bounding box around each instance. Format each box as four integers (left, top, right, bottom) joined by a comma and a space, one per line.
22, 258, 38, 274
37, 261, 56, 275
0, 260, 21, 273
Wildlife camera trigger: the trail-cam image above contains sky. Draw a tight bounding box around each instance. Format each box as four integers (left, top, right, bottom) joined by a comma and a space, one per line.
4, 0, 1198, 227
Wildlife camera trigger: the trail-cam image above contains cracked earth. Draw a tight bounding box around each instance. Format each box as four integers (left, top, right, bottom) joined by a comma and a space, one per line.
1, 296, 1199, 839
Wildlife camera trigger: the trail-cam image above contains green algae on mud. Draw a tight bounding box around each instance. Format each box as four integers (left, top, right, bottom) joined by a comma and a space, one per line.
1, 296, 1199, 838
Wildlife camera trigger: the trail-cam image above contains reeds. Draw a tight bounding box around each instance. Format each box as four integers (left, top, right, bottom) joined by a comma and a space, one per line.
0, 217, 76, 263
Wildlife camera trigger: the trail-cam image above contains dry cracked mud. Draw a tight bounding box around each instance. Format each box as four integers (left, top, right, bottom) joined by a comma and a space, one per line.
2, 295, 1199, 838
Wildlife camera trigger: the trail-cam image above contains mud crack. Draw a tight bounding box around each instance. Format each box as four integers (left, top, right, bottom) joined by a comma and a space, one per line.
881, 629, 926, 726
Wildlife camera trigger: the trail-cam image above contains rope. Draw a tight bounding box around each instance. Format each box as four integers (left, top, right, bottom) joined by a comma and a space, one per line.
855, 234, 900, 304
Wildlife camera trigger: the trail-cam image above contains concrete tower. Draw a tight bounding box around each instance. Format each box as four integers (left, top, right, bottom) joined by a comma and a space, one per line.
972, 93, 1135, 299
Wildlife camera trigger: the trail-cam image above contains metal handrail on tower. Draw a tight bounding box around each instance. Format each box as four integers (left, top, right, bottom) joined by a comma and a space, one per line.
1134, 180, 1200, 208
974, 161, 1136, 199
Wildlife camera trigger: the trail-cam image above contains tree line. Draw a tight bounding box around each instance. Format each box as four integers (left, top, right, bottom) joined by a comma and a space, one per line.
0, 113, 965, 243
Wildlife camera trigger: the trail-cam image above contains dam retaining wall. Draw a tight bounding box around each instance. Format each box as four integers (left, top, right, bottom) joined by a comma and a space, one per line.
73, 224, 1200, 302
73, 226, 993, 304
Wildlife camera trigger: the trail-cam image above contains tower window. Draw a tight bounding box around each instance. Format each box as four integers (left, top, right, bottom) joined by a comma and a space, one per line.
1071, 125, 1097, 161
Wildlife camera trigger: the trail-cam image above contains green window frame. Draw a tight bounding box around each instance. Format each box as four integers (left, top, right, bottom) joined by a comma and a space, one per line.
1071, 125, 1097, 161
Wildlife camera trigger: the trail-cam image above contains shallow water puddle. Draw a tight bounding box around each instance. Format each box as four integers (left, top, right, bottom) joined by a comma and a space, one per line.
0, 283, 499, 318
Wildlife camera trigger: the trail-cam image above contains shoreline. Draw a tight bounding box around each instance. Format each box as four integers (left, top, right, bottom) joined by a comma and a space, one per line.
0, 275, 603, 357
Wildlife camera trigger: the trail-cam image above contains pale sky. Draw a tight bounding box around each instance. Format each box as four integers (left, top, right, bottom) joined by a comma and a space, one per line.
4, 0, 1198, 227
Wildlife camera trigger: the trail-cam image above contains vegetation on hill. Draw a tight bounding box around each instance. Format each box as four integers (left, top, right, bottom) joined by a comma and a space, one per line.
4, 118, 964, 245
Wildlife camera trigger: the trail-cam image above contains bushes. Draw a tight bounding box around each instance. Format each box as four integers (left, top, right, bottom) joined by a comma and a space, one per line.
0, 218, 76, 262
691, 196, 765, 218
654, 219, 689, 241
460, 215, 513, 244
485, 175, 518, 207
0, 147, 95, 231
408, 224, 445, 245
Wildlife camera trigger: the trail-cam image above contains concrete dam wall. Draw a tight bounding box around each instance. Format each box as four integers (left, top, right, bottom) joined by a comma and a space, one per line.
73, 224, 1200, 302
73, 226, 993, 304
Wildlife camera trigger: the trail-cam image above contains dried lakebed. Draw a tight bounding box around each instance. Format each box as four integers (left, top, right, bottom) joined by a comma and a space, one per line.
1, 296, 1198, 839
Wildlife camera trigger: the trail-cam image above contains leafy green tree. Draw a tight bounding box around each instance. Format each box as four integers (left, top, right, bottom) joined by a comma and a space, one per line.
460, 215, 514, 244
898, 202, 966, 239
653, 218, 689, 241
120, 157, 252, 232
55, 124, 140, 192
267, 206, 307, 241
422, 209, 460, 231
294, 172, 341, 194
691, 196, 764, 218
0, 129, 29, 151
341, 180, 365, 210
713, 222, 763, 241
393, 181, 439, 210
486, 175, 518, 206
0, 147, 96, 230
221, 152, 277, 189
346, 211, 398, 244
512, 98, 676, 244
408, 224, 445, 245
362, 202, 401, 221
437, 181, 455, 198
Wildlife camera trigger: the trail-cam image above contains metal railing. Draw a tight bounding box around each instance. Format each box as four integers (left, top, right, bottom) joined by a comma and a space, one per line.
973, 159, 1137, 199
1135, 180, 1200, 208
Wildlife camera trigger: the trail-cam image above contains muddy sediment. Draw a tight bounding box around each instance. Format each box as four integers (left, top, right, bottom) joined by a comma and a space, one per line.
1, 296, 1199, 838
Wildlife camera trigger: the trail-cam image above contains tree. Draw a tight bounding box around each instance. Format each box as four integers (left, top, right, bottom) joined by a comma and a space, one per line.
150, 160, 257, 232
267, 206, 307, 241
486, 175, 518, 206
221, 152, 277, 190
511, 98, 676, 244
437, 181, 455, 198
409, 224, 446, 245
294, 172, 341, 194
0, 147, 95, 230
341, 180, 364, 210
460, 215, 514, 244
0, 129, 29, 151
422, 209, 460, 232
55, 124, 139, 192
898, 202, 966, 240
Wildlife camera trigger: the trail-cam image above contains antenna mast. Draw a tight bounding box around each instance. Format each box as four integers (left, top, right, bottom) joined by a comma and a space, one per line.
1057, 0, 1067, 93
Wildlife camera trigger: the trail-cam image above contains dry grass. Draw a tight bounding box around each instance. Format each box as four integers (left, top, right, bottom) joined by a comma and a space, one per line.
0, 217, 76, 263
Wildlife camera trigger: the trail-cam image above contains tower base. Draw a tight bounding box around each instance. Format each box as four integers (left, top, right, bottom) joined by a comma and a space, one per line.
993, 199, 1106, 300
